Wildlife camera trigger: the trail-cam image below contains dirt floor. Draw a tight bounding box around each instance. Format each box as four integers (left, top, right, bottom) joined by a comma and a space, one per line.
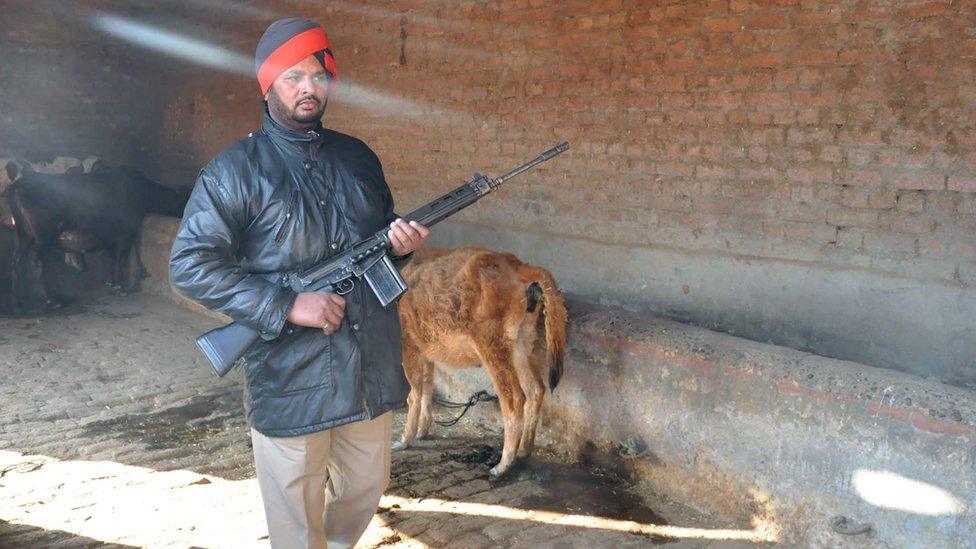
0, 268, 768, 548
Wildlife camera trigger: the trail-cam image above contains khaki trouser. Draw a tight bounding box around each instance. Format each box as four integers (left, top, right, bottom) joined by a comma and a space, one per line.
251, 412, 393, 549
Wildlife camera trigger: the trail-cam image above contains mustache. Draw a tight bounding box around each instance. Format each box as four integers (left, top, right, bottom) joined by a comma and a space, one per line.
295, 96, 321, 107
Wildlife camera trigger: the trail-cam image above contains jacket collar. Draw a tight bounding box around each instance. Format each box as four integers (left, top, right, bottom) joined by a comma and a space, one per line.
261, 109, 324, 145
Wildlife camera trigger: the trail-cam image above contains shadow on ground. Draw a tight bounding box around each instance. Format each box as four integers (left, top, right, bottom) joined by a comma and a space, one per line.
0, 519, 138, 549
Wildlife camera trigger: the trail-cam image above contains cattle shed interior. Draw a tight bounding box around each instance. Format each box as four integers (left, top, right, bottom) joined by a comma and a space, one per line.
0, 1, 974, 547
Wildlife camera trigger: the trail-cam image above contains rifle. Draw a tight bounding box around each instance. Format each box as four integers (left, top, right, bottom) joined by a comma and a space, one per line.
196, 141, 570, 377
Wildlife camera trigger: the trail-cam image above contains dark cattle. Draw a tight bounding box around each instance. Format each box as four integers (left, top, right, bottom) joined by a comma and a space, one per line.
0, 224, 14, 313
5, 163, 188, 309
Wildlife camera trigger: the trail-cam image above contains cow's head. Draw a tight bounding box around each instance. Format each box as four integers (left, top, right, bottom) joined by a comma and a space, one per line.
3, 160, 28, 184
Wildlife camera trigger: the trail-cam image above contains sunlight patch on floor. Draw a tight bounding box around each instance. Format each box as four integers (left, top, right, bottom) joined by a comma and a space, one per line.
0, 451, 268, 548
379, 494, 779, 543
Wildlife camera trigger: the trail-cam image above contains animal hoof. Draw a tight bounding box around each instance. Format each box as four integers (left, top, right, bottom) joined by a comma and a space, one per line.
392, 441, 409, 452
488, 464, 511, 482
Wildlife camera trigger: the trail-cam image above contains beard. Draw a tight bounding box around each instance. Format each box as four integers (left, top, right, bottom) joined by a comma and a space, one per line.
267, 87, 326, 126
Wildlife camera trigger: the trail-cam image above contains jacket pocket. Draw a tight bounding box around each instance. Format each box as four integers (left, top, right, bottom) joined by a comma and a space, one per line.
260, 327, 335, 396
273, 189, 299, 245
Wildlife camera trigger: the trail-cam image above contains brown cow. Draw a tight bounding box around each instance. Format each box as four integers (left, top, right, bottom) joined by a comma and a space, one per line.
394, 246, 568, 479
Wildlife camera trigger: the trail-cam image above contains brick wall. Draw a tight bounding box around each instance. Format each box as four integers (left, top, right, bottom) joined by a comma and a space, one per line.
311, 0, 976, 286
0, 2, 177, 168
4, 1, 974, 385
153, 0, 976, 288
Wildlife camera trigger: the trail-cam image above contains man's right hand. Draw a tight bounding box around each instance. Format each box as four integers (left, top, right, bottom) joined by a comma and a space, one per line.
287, 292, 346, 335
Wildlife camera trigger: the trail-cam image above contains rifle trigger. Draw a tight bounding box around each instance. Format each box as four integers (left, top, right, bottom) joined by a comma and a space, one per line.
335, 279, 355, 295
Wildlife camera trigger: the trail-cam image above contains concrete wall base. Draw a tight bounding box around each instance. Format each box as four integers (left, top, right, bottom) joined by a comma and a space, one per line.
432, 299, 975, 547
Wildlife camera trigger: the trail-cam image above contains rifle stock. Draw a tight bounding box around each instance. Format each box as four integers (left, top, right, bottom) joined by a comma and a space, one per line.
196, 322, 261, 377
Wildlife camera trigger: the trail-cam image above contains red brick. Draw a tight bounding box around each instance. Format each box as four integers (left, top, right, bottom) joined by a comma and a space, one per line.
887, 213, 936, 234
925, 192, 959, 215
778, 202, 826, 223
729, 0, 750, 12
899, 1, 953, 21
738, 165, 781, 181
889, 173, 947, 191
897, 192, 927, 213
795, 10, 842, 25
948, 175, 976, 192
749, 91, 790, 107
783, 221, 838, 243
661, 21, 698, 36
827, 208, 881, 228
787, 167, 833, 184
838, 186, 894, 210
796, 109, 819, 125
697, 165, 734, 180
839, 169, 883, 186
792, 49, 838, 67
702, 16, 742, 33
868, 189, 898, 210
958, 195, 976, 215
744, 52, 788, 68
693, 197, 733, 214
818, 146, 843, 164
862, 231, 918, 255
746, 13, 791, 30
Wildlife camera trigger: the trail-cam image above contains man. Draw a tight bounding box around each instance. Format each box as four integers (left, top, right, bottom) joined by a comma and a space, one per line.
169, 17, 430, 548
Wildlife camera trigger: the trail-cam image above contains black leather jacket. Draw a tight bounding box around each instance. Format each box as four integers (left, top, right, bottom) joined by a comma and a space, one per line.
170, 112, 411, 437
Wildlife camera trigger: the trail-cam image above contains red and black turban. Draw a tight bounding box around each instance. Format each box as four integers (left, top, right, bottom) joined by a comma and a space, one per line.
255, 17, 337, 95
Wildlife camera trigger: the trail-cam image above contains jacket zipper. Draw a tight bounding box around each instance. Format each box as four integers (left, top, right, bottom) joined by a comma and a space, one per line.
305, 132, 375, 417
274, 134, 318, 246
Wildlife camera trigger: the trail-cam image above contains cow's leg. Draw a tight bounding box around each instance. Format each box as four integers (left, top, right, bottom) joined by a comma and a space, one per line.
64, 252, 87, 272
416, 360, 436, 439
12, 240, 57, 311
10, 235, 32, 311
110, 240, 124, 290
393, 343, 426, 451
121, 240, 142, 293
513, 324, 545, 459
38, 249, 66, 309
109, 238, 135, 294
473, 334, 526, 479
9, 195, 48, 311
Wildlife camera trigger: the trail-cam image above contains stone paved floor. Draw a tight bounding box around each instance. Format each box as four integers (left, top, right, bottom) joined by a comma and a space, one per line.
0, 287, 771, 548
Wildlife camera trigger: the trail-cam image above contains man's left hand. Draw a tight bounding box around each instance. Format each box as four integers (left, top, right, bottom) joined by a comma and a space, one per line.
388, 218, 431, 257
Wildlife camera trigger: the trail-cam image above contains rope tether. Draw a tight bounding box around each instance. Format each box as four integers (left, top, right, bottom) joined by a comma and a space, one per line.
432, 390, 498, 427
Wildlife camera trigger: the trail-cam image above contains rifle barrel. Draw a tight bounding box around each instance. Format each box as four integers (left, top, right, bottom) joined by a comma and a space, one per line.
494, 141, 570, 187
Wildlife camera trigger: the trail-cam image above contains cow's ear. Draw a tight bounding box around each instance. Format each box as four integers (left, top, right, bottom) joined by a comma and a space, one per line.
4, 161, 21, 182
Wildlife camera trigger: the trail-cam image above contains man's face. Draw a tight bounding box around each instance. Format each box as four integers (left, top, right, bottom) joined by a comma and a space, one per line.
265, 55, 333, 127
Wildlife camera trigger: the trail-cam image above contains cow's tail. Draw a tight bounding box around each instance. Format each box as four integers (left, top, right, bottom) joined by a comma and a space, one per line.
521, 265, 568, 392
